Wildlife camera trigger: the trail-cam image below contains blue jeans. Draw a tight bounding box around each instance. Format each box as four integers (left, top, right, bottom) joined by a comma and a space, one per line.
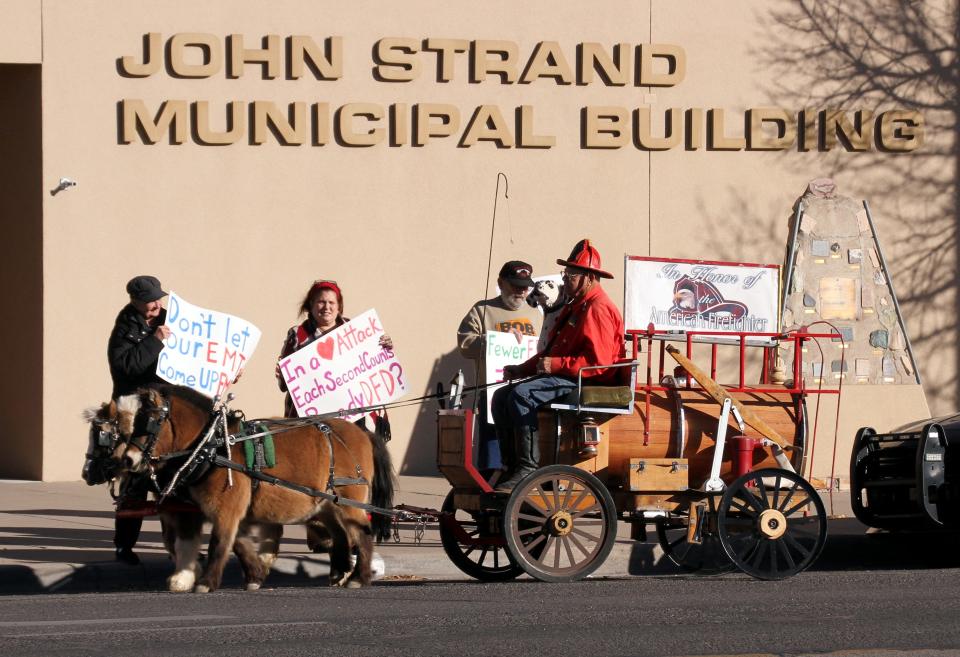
490, 376, 578, 431
475, 393, 501, 471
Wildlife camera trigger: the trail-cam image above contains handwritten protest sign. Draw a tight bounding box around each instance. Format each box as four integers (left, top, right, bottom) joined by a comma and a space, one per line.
157, 292, 262, 398
484, 330, 540, 423
278, 308, 406, 419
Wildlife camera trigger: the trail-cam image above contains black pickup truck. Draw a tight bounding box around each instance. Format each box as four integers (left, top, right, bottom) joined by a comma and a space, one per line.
851, 414, 960, 530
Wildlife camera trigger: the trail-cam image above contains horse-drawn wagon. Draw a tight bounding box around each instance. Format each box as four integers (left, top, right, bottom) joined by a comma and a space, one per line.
437, 327, 839, 582
84, 250, 846, 590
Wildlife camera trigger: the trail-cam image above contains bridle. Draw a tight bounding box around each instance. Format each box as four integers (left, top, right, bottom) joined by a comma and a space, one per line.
123, 396, 171, 469
82, 416, 122, 486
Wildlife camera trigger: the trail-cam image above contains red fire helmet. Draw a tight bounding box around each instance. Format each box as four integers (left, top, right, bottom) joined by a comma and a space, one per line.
556, 239, 614, 279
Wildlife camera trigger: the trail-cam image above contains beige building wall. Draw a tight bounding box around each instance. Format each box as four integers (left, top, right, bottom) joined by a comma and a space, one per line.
0, 0, 41, 63
0, 0, 950, 481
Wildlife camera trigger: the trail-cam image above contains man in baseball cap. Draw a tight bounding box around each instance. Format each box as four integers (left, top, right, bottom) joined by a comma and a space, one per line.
457, 260, 542, 478
492, 240, 625, 492
105, 275, 172, 565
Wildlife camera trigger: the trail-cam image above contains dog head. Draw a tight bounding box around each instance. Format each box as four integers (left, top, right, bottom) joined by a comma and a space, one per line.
527, 279, 565, 313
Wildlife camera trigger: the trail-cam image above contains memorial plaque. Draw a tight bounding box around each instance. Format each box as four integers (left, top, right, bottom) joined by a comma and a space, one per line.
819, 278, 858, 320
882, 354, 896, 378
811, 240, 830, 256
848, 249, 862, 264
855, 359, 871, 377
861, 285, 875, 309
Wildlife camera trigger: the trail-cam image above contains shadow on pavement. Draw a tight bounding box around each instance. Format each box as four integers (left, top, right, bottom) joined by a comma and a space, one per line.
813, 529, 960, 571
625, 519, 960, 576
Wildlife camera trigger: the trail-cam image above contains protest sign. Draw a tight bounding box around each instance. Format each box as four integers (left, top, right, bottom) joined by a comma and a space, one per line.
278, 308, 406, 419
157, 292, 262, 398
484, 330, 540, 423
624, 256, 780, 341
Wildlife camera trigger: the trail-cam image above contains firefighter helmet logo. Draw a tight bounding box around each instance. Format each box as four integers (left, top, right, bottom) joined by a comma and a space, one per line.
670, 275, 748, 320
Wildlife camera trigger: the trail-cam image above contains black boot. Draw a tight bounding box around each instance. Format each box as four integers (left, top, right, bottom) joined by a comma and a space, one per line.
494, 425, 515, 470
495, 426, 540, 493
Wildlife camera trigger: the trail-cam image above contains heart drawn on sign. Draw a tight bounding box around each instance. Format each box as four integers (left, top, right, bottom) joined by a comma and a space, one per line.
315, 337, 335, 360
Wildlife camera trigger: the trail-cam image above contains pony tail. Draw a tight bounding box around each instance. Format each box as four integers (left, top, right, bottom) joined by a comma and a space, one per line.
368, 431, 396, 543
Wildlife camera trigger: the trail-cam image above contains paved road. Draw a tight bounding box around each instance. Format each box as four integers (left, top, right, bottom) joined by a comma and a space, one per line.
1, 568, 960, 657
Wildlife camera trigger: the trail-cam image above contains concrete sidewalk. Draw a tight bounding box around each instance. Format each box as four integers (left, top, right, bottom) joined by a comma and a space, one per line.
0, 475, 861, 594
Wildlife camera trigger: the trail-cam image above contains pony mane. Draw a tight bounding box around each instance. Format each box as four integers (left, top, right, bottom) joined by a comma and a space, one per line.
115, 393, 141, 437
81, 404, 105, 423
155, 384, 215, 414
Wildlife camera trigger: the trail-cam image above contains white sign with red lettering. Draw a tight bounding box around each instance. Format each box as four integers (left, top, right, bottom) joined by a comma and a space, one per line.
484, 330, 540, 423
157, 292, 262, 398
278, 308, 406, 419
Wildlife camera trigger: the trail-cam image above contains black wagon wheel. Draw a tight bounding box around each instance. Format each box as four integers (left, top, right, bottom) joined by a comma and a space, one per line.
656, 496, 736, 575
504, 465, 618, 583
438, 490, 522, 582
717, 468, 827, 580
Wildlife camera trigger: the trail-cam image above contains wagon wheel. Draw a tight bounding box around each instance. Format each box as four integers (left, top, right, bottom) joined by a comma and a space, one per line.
439, 490, 522, 582
504, 465, 618, 583
717, 468, 827, 580
655, 496, 736, 575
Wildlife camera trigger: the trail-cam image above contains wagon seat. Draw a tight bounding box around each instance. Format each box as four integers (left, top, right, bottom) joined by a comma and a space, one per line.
541, 358, 639, 461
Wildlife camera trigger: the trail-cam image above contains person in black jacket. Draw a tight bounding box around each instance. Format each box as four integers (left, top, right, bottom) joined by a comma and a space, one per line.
106, 275, 171, 564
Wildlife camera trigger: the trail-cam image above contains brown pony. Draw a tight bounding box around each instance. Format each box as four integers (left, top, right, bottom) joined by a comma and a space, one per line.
104, 384, 394, 592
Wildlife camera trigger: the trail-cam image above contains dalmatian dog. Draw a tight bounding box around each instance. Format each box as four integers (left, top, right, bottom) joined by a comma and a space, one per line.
526, 277, 568, 351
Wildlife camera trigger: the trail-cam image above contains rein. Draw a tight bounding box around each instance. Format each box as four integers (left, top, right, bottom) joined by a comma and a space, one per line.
209, 454, 400, 518
119, 376, 519, 516
224, 379, 514, 446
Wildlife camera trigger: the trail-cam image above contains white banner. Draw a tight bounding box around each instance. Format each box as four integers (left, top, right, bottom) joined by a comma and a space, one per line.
484, 330, 540, 423
157, 291, 262, 398
278, 308, 406, 419
624, 257, 780, 337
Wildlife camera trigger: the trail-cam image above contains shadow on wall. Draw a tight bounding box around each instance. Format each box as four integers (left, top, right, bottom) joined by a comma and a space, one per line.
399, 347, 472, 475
702, 1, 959, 413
